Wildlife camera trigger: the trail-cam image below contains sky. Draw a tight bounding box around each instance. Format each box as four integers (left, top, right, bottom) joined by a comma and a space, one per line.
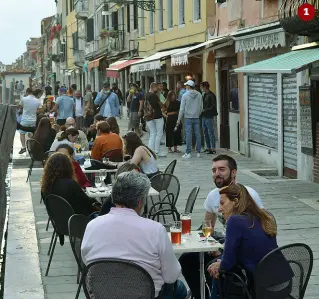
0, 0, 55, 65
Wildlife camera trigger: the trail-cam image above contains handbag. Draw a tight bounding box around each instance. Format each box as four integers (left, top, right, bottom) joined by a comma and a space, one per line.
95, 92, 111, 116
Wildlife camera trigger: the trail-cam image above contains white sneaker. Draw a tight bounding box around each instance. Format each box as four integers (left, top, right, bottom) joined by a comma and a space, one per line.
196, 153, 201, 158
182, 153, 191, 159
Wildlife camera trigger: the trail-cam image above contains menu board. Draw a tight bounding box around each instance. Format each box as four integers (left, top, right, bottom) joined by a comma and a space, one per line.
299, 86, 313, 155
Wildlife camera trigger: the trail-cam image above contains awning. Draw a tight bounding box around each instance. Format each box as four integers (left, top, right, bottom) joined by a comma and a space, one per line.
83, 63, 88, 72
232, 22, 285, 53
106, 59, 142, 78
88, 56, 105, 70
234, 48, 319, 74
130, 48, 189, 73
171, 37, 230, 66
48, 73, 55, 79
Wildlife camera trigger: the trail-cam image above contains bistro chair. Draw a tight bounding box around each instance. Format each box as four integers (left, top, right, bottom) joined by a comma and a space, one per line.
215, 243, 313, 299
103, 148, 124, 162
150, 204, 180, 232
26, 139, 45, 182
44, 194, 75, 276
68, 214, 89, 299
82, 259, 155, 299
184, 186, 200, 214
149, 173, 180, 218
164, 159, 177, 175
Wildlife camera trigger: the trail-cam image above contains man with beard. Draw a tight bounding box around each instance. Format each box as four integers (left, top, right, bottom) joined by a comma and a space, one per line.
179, 154, 263, 299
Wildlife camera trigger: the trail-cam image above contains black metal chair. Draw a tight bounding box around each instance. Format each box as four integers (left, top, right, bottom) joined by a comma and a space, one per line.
184, 186, 200, 214
164, 159, 177, 175
68, 214, 89, 299
82, 259, 155, 299
216, 243, 313, 299
26, 139, 45, 182
150, 204, 180, 232
149, 173, 180, 220
44, 194, 75, 276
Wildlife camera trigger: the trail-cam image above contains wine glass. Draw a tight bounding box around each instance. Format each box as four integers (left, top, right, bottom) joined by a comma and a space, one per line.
202, 220, 213, 245
95, 175, 102, 188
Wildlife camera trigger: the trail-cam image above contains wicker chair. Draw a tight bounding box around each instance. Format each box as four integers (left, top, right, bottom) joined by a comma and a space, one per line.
83, 259, 155, 299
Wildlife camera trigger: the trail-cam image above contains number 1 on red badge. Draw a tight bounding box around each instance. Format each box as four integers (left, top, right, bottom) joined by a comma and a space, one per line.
298, 3, 315, 21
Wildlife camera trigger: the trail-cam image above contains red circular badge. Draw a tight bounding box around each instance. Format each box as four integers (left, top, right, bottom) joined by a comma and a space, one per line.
298, 3, 315, 21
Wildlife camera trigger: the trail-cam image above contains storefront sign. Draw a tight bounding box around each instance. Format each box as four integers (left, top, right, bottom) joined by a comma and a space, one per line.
299, 86, 313, 155
130, 60, 161, 73
235, 31, 286, 53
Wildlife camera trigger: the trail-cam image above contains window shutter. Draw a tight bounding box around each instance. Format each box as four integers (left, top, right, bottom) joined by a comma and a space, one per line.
87, 18, 94, 42
127, 5, 131, 32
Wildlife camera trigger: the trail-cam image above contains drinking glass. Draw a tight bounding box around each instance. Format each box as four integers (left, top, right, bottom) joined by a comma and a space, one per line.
95, 175, 102, 188
170, 221, 182, 245
181, 213, 192, 235
202, 220, 213, 245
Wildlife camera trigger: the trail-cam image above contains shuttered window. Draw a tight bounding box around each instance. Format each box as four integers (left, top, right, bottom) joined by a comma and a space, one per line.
158, 0, 164, 31
133, 4, 138, 30
193, 0, 201, 21
112, 11, 119, 30
248, 74, 278, 149
178, 0, 185, 25
140, 8, 145, 36
149, 11, 154, 34
87, 18, 94, 42
72, 31, 78, 54
127, 5, 131, 32
167, 0, 173, 28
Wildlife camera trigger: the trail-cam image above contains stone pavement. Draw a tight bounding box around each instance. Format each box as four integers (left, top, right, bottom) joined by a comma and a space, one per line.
6, 114, 319, 299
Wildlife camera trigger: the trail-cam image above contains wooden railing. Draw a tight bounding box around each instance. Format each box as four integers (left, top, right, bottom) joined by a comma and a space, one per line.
279, 0, 319, 35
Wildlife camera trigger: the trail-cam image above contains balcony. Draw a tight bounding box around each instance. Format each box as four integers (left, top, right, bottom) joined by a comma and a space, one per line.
98, 30, 123, 54
75, 0, 89, 19
85, 41, 98, 58
74, 50, 85, 65
279, 0, 319, 36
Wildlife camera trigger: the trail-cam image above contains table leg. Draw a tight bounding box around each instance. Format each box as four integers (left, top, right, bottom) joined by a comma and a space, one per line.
199, 252, 205, 299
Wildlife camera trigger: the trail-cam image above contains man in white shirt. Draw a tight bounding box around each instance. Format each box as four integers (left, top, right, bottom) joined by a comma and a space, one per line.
179, 154, 264, 299
74, 90, 85, 129
18, 88, 42, 154
81, 172, 187, 299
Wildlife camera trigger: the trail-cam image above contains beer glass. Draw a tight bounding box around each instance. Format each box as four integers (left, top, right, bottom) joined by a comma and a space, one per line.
170, 221, 182, 245
202, 220, 214, 245
181, 213, 191, 235
95, 175, 102, 188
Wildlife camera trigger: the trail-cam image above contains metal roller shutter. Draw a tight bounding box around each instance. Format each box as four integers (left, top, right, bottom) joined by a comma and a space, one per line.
283, 74, 297, 177
248, 74, 278, 149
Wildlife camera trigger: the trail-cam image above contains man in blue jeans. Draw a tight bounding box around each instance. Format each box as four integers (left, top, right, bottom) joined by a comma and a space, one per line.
200, 81, 218, 154
176, 80, 203, 159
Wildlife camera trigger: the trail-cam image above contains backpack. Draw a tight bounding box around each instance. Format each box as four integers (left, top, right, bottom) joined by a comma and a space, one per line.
143, 93, 155, 121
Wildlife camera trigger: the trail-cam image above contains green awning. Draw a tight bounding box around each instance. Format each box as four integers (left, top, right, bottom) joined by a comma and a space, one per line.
48, 73, 55, 79
235, 48, 319, 74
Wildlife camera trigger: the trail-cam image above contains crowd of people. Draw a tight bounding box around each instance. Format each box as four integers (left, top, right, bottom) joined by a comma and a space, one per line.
15, 80, 293, 299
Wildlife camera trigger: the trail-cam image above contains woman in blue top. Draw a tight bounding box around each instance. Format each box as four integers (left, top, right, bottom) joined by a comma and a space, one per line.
208, 183, 278, 298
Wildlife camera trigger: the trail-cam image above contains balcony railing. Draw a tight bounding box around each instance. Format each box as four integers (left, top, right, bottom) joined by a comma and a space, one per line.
74, 50, 85, 65
279, 0, 319, 36
85, 41, 98, 57
75, 0, 89, 19
98, 31, 123, 53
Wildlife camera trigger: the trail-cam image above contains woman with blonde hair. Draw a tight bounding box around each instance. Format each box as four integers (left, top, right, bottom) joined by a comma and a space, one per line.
207, 183, 278, 298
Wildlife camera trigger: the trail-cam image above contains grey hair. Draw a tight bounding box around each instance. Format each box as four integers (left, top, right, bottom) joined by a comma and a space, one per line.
112, 172, 150, 209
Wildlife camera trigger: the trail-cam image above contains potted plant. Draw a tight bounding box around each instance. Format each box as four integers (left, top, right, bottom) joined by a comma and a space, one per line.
100, 29, 108, 38
109, 30, 119, 38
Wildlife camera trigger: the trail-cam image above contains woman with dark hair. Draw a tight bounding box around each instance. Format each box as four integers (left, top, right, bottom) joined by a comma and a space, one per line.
106, 116, 120, 135
123, 131, 159, 178
207, 183, 289, 298
41, 152, 96, 216
33, 117, 57, 152
50, 127, 79, 152
163, 91, 181, 153
56, 144, 92, 188
87, 114, 105, 142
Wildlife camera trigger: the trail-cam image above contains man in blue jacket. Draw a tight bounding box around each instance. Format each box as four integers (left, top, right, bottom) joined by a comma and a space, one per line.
94, 82, 120, 118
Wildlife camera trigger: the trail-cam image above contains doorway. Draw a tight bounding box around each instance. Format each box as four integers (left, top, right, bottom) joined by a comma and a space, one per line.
219, 64, 230, 149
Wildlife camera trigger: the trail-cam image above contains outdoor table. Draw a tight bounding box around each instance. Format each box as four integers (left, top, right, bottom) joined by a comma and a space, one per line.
86, 186, 159, 198
170, 231, 224, 299
75, 150, 91, 157
81, 167, 117, 174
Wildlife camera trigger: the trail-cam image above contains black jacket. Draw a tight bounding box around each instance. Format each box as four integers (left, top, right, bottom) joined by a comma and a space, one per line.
202, 90, 218, 118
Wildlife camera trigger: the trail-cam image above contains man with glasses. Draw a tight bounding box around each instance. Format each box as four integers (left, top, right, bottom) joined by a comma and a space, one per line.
179, 154, 264, 299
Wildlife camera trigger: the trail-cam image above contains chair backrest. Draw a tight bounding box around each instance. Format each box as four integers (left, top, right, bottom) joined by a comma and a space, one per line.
45, 194, 75, 236
83, 259, 155, 299
254, 243, 313, 299
150, 173, 180, 206
104, 148, 123, 162
150, 206, 180, 231
68, 214, 89, 270
164, 159, 177, 175
184, 186, 200, 214
26, 139, 45, 161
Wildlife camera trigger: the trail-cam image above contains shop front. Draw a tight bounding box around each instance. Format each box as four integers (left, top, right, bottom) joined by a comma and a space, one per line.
235, 46, 319, 181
